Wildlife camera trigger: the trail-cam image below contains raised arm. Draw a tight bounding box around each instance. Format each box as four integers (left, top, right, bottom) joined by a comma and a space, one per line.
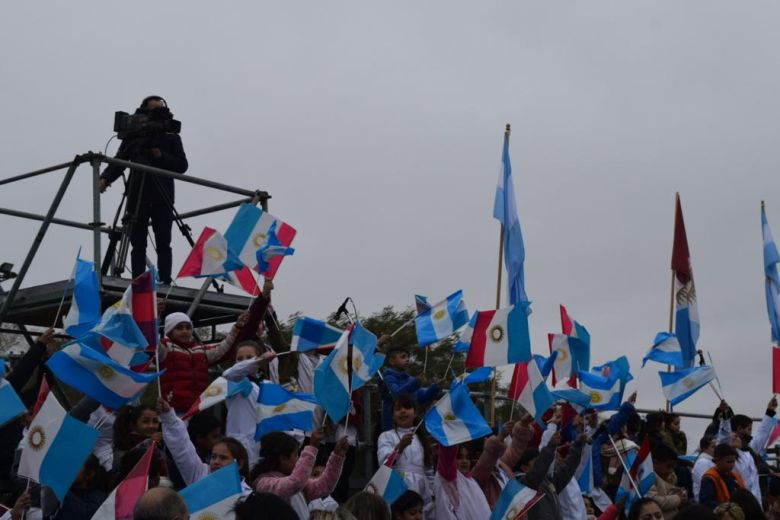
550, 434, 585, 492
471, 433, 507, 485
303, 436, 347, 501
158, 401, 208, 485
500, 416, 533, 470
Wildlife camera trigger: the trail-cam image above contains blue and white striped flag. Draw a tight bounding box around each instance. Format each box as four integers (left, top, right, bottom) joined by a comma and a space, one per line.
364, 452, 408, 505
762, 206, 780, 344
578, 371, 623, 411
642, 332, 685, 368
290, 317, 343, 352
180, 462, 242, 520
61, 250, 101, 339
256, 382, 318, 440
659, 365, 715, 406
414, 290, 469, 346
18, 392, 99, 501
0, 365, 25, 428
490, 479, 544, 520
47, 342, 163, 409
424, 384, 492, 447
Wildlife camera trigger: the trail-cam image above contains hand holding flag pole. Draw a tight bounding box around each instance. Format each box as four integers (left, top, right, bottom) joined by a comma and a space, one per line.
607, 434, 641, 498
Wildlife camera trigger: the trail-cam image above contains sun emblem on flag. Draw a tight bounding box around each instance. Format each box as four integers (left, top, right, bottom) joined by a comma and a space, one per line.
444, 412, 457, 421
489, 325, 504, 343
274, 403, 287, 413
205, 246, 225, 262
338, 354, 363, 375
682, 377, 696, 389
433, 309, 446, 320
205, 385, 223, 397
99, 365, 115, 380
589, 392, 602, 404
29, 426, 46, 451
507, 506, 520, 519
555, 348, 568, 361
251, 232, 268, 248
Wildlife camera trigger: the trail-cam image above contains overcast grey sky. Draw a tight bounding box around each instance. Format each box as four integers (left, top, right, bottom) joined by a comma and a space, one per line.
2, 1, 780, 440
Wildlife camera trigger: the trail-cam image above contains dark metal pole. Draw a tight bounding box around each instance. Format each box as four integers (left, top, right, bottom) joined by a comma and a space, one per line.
176, 198, 255, 220
0, 159, 80, 320
0, 207, 110, 233
91, 157, 103, 292
0, 161, 74, 187
99, 155, 259, 197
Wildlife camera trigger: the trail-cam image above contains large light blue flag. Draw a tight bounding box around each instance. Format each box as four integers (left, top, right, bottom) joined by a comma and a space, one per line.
578, 370, 623, 411
593, 356, 633, 393
47, 342, 162, 409
643, 332, 685, 368
0, 365, 25, 428
576, 447, 594, 494
533, 351, 558, 380
256, 382, 318, 440
659, 365, 715, 406
414, 290, 469, 346
424, 384, 492, 447
254, 222, 295, 277
17, 392, 99, 501
91, 283, 148, 349
180, 462, 242, 519
493, 129, 529, 307
490, 479, 545, 520
763, 207, 780, 344
61, 250, 101, 339
290, 317, 343, 352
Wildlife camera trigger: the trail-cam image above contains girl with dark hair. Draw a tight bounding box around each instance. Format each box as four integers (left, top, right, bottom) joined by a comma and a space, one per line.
391, 490, 424, 520
252, 429, 348, 520
157, 397, 251, 492
342, 491, 391, 520
376, 395, 434, 518
627, 497, 663, 520
233, 492, 298, 520
112, 404, 161, 471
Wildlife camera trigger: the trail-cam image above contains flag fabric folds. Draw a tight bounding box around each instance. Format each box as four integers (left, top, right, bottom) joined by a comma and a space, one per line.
61, 251, 101, 339
90, 441, 154, 520
560, 305, 590, 345
180, 462, 242, 520
489, 479, 545, 520
18, 392, 99, 501
254, 223, 295, 277
642, 332, 685, 368
454, 367, 494, 386
91, 281, 149, 350
415, 294, 432, 314
0, 365, 25, 428
548, 333, 589, 387
219, 266, 261, 296
762, 206, 780, 392
177, 227, 243, 279
493, 129, 529, 307
616, 438, 656, 512
593, 356, 634, 394
182, 377, 253, 420
576, 447, 595, 495
224, 203, 296, 280
364, 453, 409, 506
424, 384, 492, 447
47, 343, 163, 409
578, 371, 623, 411
508, 361, 555, 427
414, 290, 469, 346
462, 303, 532, 368
290, 317, 343, 352
256, 382, 318, 440
533, 351, 558, 380
672, 195, 700, 368
659, 365, 715, 406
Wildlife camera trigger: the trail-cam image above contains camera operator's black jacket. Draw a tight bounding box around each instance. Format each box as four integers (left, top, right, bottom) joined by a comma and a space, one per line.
100, 132, 188, 207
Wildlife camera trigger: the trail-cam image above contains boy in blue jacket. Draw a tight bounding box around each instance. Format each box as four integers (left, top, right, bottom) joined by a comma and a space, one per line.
380, 345, 441, 431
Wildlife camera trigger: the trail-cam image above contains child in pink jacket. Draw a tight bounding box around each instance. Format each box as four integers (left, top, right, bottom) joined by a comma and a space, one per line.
253, 428, 347, 519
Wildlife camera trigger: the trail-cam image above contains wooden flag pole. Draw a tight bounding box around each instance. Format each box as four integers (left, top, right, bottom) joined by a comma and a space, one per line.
491, 123, 510, 427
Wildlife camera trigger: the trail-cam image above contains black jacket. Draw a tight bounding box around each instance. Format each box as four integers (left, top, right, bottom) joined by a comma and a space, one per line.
101, 132, 188, 207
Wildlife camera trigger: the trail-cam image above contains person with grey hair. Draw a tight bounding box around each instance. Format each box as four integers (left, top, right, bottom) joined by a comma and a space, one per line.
133, 487, 188, 520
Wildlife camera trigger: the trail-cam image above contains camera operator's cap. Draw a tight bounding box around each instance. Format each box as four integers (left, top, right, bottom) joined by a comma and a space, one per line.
164, 312, 192, 335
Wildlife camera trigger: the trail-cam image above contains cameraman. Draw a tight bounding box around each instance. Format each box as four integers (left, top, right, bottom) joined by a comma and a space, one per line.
99, 95, 188, 285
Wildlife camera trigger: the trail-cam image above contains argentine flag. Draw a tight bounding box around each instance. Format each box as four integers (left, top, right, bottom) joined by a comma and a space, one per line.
490, 479, 545, 520
509, 360, 555, 427
364, 453, 408, 506
414, 290, 469, 346
224, 203, 296, 280
763, 206, 780, 343
642, 332, 685, 368
659, 365, 715, 406
578, 370, 623, 411
47, 342, 163, 409
255, 382, 318, 440
61, 251, 101, 339
180, 462, 242, 520
291, 317, 343, 352
182, 376, 253, 420
91, 283, 148, 349
255, 223, 295, 277
18, 392, 99, 501
549, 333, 589, 384
424, 384, 492, 447
0, 365, 25, 428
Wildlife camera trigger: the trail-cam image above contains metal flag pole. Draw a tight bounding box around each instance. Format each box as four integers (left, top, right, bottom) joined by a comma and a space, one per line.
665, 193, 680, 413
607, 434, 641, 498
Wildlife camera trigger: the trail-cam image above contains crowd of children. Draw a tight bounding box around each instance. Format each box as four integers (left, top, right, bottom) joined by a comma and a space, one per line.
1, 282, 780, 519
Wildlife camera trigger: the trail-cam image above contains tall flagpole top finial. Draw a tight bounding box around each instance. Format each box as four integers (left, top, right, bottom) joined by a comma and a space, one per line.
505, 124, 511, 136
762, 200, 766, 210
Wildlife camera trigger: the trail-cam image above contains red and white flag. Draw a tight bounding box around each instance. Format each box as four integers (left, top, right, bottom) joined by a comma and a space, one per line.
91, 441, 155, 520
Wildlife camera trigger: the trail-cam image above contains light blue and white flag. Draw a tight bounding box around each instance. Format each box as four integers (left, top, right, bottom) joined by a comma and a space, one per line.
549, 333, 589, 385
255, 382, 318, 440
672, 196, 700, 367
91, 284, 148, 349
364, 453, 408, 505
578, 370, 623, 411
424, 384, 492, 447
47, 343, 162, 409
349, 322, 385, 391
494, 129, 529, 308
0, 364, 25, 428
551, 386, 592, 412
576, 447, 594, 495
490, 479, 545, 520
182, 376, 253, 420
414, 290, 469, 346
17, 392, 99, 501
509, 361, 555, 427
643, 332, 685, 368
762, 206, 780, 344
180, 462, 242, 520
593, 356, 633, 394
454, 367, 494, 387
290, 317, 343, 352
61, 250, 101, 339
533, 351, 558, 380
254, 223, 295, 276
659, 365, 715, 406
